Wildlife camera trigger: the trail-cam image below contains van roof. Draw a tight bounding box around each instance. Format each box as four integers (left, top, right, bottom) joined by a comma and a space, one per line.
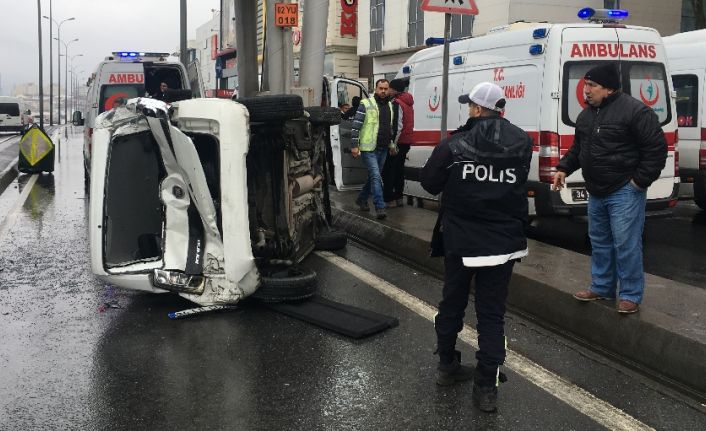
402, 22, 660, 66
662, 29, 706, 45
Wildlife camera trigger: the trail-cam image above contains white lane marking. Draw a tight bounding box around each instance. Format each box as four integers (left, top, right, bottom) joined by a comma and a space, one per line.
316, 250, 655, 431
0, 174, 39, 242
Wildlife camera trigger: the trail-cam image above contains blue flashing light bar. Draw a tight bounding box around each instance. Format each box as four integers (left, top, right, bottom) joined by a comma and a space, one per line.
425, 37, 463, 47
532, 28, 548, 39
402, 66, 412, 74
578, 8, 629, 21
529, 44, 545, 55
453, 56, 464, 66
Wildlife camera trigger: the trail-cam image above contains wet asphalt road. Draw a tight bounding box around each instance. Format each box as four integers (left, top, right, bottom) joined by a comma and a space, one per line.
0, 128, 705, 430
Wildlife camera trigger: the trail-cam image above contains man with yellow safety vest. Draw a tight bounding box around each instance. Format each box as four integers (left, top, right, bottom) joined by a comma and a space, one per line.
351, 79, 398, 220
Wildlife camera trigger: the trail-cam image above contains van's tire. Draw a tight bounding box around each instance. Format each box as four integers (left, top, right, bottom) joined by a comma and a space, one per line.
252, 264, 317, 302
236, 95, 304, 123
315, 229, 347, 251
695, 199, 706, 210
305, 107, 341, 126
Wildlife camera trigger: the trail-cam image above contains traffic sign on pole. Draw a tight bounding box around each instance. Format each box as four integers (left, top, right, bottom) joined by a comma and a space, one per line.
421, 0, 478, 15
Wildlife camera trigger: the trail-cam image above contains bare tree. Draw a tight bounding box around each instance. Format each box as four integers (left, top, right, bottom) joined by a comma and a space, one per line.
693, 0, 706, 30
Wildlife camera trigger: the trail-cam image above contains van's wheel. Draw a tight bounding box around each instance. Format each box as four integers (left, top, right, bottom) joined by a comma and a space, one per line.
252, 264, 317, 302
315, 229, 347, 251
305, 107, 341, 126
695, 199, 706, 210
236, 95, 304, 123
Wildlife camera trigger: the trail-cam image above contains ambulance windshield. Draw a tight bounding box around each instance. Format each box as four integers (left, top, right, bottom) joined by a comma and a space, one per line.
562, 61, 671, 126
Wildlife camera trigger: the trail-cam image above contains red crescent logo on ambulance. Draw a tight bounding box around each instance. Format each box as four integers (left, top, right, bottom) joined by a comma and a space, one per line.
575, 78, 588, 109
104, 92, 129, 111
639, 81, 659, 107
428, 86, 440, 112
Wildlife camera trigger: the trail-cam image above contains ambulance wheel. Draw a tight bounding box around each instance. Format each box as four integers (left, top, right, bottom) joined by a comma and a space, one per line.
305, 107, 341, 126
416, 198, 425, 208
236, 95, 304, 123
315, 229, 347, 251
252, 264, 317, 302
406, 196, 414, 206
696, 199, 706, 211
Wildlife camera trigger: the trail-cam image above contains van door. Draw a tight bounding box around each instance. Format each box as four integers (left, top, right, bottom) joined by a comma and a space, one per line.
330, 77, 369, 190
186, 59, 205, 98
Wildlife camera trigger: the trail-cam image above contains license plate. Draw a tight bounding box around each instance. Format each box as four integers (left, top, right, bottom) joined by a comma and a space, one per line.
571, 188, 588, 202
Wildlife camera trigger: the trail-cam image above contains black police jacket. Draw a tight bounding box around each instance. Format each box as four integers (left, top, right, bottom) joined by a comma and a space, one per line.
420, 116, 533, 260
556, 91, 667, 197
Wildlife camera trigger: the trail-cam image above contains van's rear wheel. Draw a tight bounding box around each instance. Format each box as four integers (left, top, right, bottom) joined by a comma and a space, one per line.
305, 107, 341, 126
252, 264, 317, 302
236, 95, 304, 123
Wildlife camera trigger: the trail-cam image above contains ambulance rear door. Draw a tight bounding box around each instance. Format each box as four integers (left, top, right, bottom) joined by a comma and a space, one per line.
186, 59, 205, 98
616, 27, 676, 202
97, 63, 146, 113
558, 26, 621, 207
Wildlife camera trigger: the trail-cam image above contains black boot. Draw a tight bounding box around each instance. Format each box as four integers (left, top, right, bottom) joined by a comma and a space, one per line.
472, 383, 498, 413
471, 366, 507, 412
436, 350, 474, 386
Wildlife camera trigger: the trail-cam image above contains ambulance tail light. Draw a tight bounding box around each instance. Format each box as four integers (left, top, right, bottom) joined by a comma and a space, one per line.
539, 131, 560, 183
699, 128, 706, 171
674, 130, 679, 177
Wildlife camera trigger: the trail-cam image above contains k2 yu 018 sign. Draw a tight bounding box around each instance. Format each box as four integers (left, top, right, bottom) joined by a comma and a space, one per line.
340, 0, 357, 37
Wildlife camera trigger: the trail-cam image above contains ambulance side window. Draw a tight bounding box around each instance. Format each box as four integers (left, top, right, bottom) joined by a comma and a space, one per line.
561, 61, 603, 127
672, 74, 698, 128
624, 63, 671, 125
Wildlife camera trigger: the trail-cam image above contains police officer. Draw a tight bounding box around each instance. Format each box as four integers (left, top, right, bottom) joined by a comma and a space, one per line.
420, 82, 532, 412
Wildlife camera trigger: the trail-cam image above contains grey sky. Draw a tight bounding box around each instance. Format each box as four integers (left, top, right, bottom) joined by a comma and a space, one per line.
0, 0, 220, 95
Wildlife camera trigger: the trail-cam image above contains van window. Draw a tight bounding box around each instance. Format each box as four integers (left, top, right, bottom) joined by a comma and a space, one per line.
0, 103, 20, 116
100, 85, 143, 113
562, 61, 672, 127
673, 74, 699, 127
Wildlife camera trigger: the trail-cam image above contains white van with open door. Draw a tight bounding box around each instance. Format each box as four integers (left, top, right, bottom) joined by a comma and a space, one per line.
664, 30, 706, 209
397, 8, 679, 217
82, 51, 204, 186
322, 76, 370, 190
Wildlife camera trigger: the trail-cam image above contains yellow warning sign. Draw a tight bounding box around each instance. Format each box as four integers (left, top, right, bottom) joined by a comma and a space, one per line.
19, 125, 54, 166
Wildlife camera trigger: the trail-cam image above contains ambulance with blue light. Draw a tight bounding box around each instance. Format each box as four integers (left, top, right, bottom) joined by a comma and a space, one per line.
81, 51, 203, 185
390, 8, 679, 217
664, 29, 706, 210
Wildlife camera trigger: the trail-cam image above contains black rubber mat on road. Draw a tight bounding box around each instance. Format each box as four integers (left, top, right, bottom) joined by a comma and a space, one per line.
265, 296, 399, 339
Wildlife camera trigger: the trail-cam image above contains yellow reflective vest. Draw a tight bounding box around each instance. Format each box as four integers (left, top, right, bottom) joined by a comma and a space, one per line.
358, 96, 394, 152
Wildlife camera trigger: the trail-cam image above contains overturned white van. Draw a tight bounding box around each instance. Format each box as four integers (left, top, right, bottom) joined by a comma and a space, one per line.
88, 96, 346, 306
397, 10, 679, 217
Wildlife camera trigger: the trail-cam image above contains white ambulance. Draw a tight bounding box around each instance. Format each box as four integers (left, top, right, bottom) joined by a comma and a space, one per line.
396, 8, 679, 217
81, 51, 203, 183
664, 30, 706, 209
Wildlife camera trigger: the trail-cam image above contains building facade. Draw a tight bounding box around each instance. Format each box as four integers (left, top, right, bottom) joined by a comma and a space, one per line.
356, 0, 684, 84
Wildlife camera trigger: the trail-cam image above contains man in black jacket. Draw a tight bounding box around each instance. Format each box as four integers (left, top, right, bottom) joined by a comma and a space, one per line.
420, 82, 532, 412
553, 62, 667, 314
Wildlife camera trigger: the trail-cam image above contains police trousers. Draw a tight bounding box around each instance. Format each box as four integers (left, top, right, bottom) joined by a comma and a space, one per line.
435, 255, 515, 385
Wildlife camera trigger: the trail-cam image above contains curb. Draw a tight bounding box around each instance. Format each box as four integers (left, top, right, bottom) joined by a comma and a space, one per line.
0, 157, 19, 195
332, 205, 706, 400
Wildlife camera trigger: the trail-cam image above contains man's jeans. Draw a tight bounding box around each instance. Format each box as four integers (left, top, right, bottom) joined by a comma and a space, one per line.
588, 182, 647, 303
358, 147, 388, 209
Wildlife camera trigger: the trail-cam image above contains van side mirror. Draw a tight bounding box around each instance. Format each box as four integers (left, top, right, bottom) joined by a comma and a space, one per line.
25, 109, 31, 115
72, 110, 83, 126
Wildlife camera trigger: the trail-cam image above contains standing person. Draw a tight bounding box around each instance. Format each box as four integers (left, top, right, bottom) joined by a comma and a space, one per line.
553, 62, 667, 314
342, 96, 361, 120
351, 79, 397, 219
382, 78, 414, 207
152, 82, 169, 101
420, 82, 532, 412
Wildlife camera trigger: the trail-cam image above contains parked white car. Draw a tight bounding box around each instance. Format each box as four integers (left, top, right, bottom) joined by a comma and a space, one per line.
88, 95, 345, 306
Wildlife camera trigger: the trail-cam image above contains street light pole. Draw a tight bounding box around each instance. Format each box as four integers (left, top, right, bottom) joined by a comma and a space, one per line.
66, 53, 82, 123
44, 0, 53, 125
56, 37, 78, 124
52, 17, 75, 124
36, 0, 44, 129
